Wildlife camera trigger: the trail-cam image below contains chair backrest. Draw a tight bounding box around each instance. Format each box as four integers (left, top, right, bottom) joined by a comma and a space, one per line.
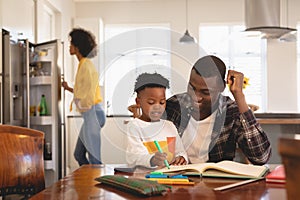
0, 125, 45, 198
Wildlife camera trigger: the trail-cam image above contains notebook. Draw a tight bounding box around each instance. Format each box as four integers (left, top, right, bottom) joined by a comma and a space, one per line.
154, 160, 269, 179
265, 165, 286, 184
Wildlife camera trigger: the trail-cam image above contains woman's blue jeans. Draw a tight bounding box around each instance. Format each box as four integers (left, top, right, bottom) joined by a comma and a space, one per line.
74, 103, 106, 165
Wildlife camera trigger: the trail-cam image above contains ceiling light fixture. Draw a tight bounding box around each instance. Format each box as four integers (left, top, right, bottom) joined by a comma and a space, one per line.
179, 0, 196, 44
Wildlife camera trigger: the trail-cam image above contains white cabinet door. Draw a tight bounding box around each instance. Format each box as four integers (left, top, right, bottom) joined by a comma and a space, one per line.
66, 116, 129, 173
101, 117, 129, 164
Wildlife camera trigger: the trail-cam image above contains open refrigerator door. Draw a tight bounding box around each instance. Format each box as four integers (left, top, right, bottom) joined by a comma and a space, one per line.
1, 29, 64, 186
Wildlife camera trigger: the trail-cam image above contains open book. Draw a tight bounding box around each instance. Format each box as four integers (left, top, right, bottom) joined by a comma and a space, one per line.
154, 160, 269, 179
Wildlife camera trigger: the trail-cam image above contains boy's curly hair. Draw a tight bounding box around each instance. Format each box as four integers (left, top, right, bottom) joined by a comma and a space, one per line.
69, 28, 97, 58
134, 72, 170, 94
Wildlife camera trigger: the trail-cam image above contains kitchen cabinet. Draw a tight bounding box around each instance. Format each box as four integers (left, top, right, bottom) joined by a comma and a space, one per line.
66, 116, 129, 173
255, 113, 300, 164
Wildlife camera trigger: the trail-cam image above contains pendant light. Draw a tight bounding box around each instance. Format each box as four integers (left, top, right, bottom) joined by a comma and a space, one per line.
179, 0, 196, 44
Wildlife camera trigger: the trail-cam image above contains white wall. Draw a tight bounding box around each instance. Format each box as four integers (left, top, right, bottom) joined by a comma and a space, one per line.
38, 0, 75, 81
0, 0, 75, 78
74, 0, 300, 113
267, 41, 298, 112
0, 0, 35, 41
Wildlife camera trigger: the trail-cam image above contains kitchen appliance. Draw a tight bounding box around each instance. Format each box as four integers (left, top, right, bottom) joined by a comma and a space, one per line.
1, 29, 63, 186
245, 0, 297, 39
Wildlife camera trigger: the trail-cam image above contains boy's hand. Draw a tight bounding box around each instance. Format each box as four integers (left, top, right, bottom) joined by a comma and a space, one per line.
150, 152, 168, 167
170, 156, 187, 165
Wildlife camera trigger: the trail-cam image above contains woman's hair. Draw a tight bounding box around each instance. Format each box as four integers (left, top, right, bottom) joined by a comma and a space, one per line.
69, 28, 97, 58
134, 72, 170, 94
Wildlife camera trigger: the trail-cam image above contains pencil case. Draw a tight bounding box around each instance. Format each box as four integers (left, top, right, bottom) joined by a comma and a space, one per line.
95, 175, 170, 197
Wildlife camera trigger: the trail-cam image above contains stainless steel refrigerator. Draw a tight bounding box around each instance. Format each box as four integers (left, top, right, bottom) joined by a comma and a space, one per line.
1, 29, 64, 186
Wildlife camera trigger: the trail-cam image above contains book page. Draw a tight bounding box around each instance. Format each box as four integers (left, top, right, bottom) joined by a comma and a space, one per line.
203, 160, 268, 177
155, 162, 216, 174
202, 169, 256, 179
155, 160, 268, 178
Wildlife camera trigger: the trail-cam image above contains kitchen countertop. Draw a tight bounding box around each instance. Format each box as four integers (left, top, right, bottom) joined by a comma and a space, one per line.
67, 114, 132, 118
67, 113, 300, 124
255, 113, 300, 124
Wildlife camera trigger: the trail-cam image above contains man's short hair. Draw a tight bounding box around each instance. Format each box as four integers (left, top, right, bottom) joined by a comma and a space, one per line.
192, 55, 226, 83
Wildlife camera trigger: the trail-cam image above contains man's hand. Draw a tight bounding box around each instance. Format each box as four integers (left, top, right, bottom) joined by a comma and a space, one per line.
226, 69, 244, 95
170, 156, 187, 165
226, 70, 249, 113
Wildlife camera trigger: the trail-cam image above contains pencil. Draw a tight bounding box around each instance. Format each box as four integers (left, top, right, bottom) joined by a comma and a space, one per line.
148, 178, 194, 185
213, 178, 263, 191
147, 178, 189, 182
154, 140, 170, 169
155, 181, 195, 185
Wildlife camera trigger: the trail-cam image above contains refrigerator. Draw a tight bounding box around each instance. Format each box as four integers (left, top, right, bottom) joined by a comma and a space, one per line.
1, 29, 64, 186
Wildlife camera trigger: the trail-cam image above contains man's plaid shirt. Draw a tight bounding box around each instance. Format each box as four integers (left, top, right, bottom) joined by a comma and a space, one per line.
165, 92, 271, 165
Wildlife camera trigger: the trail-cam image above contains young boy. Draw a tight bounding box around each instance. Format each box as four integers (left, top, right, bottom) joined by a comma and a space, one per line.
125, 73, 188, 168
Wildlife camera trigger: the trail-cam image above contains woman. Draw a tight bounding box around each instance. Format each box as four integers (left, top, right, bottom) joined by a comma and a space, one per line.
62, 28, 105, 165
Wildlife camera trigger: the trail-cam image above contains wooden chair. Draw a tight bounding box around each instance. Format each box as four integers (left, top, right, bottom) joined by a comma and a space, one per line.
279, 135, 300, 199
0, 125, 45, 199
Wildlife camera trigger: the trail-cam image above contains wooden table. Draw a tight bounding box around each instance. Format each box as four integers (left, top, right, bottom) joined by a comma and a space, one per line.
30, 164, 287, 200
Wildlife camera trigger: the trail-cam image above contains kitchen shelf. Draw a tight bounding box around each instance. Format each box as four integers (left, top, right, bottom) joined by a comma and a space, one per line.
30, 116, 52, 125
30, 76, 52, 85
37, 57, 52, 62
30, 60, 52, 66
27, 40, 62, 184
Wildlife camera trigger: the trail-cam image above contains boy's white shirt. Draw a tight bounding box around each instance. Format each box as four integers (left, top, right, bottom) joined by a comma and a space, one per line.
125, 118, 188, 167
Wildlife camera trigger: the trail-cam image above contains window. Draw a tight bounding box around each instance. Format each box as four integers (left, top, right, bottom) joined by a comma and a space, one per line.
199, 25, 266, 112
104, 24, 171, 115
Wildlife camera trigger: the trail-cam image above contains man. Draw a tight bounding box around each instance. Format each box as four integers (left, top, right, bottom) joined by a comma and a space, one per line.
166, 55, 271, 165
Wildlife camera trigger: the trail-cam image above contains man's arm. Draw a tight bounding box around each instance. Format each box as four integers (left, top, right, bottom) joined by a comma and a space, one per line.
226, 70, 249, 113
237, 110, 272, 165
